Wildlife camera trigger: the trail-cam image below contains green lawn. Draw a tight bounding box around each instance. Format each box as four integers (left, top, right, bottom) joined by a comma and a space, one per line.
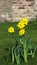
0, 20, 37, 65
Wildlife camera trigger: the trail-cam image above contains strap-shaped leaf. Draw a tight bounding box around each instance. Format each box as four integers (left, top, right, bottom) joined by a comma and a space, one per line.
14, 41, 21, 65
23, 41, 28, 63
15, 52, 20, 65
12, 48, 14, 63
32, 48, 36, 58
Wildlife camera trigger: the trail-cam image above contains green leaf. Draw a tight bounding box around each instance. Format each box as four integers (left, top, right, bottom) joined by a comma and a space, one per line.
23, 41, 27, 63
12, 48, 14, 63
15, 53, 20, 65
32, 48, 36, 58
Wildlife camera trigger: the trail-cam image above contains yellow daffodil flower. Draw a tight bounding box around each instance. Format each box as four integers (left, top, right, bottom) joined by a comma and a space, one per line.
21, 18, 28, 25
8, 27, 14, 33
17, 22, 25, 29
19, 29, 25, 36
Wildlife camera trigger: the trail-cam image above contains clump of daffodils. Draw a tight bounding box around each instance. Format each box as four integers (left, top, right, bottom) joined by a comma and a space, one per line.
7, 18, 30, 65
8, 18, 29, 36
17, 18, 29, 36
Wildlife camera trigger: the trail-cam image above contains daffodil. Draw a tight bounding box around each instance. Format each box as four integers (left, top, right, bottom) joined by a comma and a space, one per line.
19, 29, 25, 36
21, 18, 28, 25
8, 27, 14, 33
17, 22, 25, 29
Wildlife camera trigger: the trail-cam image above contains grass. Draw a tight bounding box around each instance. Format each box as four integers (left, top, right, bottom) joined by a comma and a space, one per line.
0, 20, 37, 65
